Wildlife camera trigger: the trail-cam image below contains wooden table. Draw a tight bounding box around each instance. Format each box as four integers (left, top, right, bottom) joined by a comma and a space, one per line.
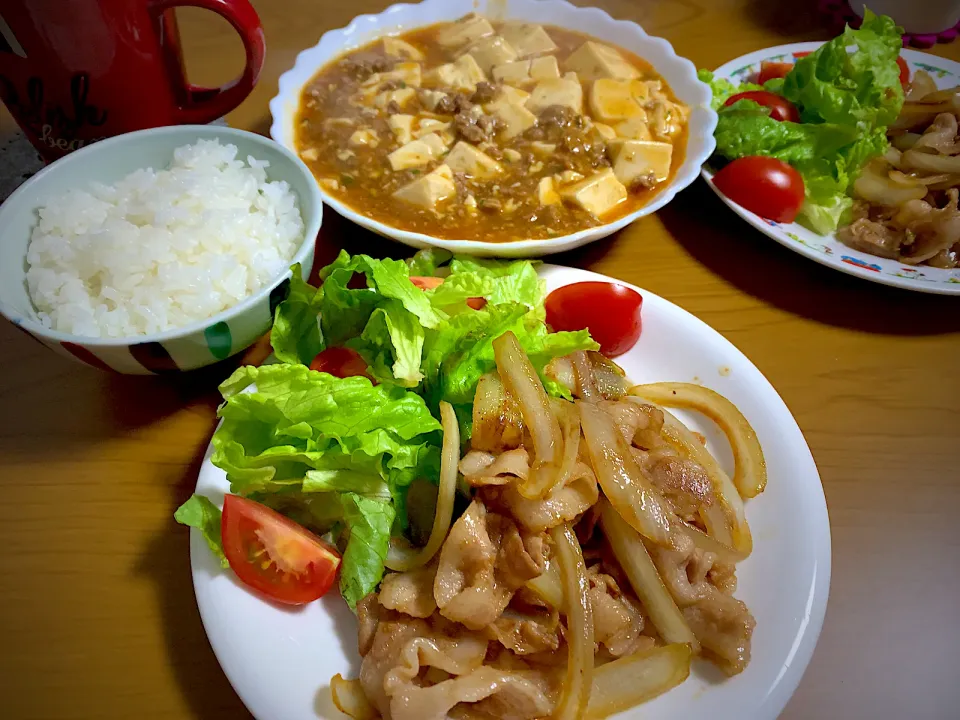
2, 1, 959, 718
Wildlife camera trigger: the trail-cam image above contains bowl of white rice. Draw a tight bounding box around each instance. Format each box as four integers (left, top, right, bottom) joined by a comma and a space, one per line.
0, 125, 322, 373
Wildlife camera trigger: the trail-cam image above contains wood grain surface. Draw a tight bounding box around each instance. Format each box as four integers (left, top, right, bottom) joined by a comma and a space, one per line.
1, 1, 958, 719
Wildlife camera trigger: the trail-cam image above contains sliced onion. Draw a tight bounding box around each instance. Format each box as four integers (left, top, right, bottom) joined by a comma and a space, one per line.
385, 401, 458, 571
493, 331, 563, 499
907, 70, 938, 101
545, 356, 575, 395
892, 133, 922, 152
331, 674, 377, 720
472, 372, 523, 453
884, 146, 902, 165
550, 523, 594, 720
600, 501, 700, 652
854, 163, 927, 206
525, 400, 582, 498
630, 383, 767, 498
887, 169, 920, 187
902, 148, 960, 174
910, 85, 960, 104
526, 552, 565, 610
578, 401, 675, 547
585, 644, 692, 720
571, 350, 600, 402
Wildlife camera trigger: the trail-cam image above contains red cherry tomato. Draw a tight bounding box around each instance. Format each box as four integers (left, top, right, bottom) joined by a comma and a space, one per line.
713, 156, 805, 223
545, 282, 643, 358
221, 494, 341, 605
792, 51, 813, 59
896, 55, 910, 89
310, 347, 372, 380
756, 61, 794, 85
724, 90, 800, 123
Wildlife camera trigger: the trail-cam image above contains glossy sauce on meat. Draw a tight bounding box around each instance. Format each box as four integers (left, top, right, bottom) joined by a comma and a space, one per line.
295, 15, 689, 242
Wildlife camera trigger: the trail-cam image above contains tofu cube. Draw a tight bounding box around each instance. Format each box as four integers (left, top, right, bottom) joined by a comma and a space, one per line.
593, 122, 617, 140
374, 87, 416, 110
560, 169, 627, 216
387, 132, 447, 171
493, 60, 532, 84
611, 140, 673, 187
530, 55, 560, 81
445, 141, 503, 179
488, 99, 537, 139
429, 54, 486, 92
538, 176, 561, 205
499, 23, 558, 58
436, 15, 495, 49
589, 78, 646, 122
564, 41, 640, 81
349, 128, 379, 147
461, 35, 518, 74
393, 164, 457, 208
388, 114, 415, 145
498, 85, 530, 105
614, 116, 652, 140
526, 76, 583, 115
415, 118, 451, 138
383, 37, 424, 61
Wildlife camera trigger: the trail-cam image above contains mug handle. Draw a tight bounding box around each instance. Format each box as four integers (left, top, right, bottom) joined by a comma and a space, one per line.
150, 0, 265, 124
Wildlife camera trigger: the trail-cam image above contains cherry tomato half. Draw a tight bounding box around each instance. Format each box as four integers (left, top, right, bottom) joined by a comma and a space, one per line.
792, 51, 813, 59
545, 282, 643, 358
757, 61, 794, 85
712, 156, 805, 224
310, 347, 372, 380
221, 494, 341, 605
896, 55, 910, 89
724, 90, 800, 123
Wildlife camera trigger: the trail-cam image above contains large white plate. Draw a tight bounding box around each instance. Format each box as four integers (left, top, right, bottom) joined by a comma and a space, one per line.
703, 43, 960, 294
268, 0, 716, 257
189, 264, 831, 720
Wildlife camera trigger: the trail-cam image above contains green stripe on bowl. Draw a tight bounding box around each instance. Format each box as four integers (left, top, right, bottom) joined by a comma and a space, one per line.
204, 321, 233, 361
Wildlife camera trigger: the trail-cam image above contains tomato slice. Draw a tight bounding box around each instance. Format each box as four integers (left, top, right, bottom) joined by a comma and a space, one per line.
712, 156, 805, 223
409, 275, 445, 290
310, 347, 372, 380
221, 494, 341, 605
792, 51, 813, 59
756, 61, 794, 85
724, 90, 800, 123
896, 55, 910, 89
545, 282, 643, 358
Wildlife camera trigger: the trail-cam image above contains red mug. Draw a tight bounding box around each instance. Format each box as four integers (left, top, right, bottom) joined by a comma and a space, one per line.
0, 0, 265, 162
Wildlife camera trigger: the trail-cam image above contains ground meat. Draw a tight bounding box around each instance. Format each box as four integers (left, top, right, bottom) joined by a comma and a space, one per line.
471, 81, 498, 104
386, 100, 400, 115
453, 94, 474, 114
541, 204, 562, 225
434, 94, 456, 113
556, 128, 610, 171
452, 171, 470, 196
379, 79, 404, 92
479, 197, 502, 213
339, 56, 391, 81
484, 145, 504, 161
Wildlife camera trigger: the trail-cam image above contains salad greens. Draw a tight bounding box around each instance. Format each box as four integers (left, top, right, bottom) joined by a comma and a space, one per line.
701, 10, 905, 234
176, 251, 598, 609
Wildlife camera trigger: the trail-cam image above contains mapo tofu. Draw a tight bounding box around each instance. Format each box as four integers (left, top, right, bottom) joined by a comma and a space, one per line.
296, 14, 690, 242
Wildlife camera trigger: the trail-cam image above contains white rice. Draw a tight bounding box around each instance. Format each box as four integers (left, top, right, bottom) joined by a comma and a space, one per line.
25, 139, 304, 338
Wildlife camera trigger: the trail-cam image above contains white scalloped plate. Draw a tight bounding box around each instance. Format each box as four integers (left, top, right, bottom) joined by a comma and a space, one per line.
702, 43, 960, 294
269, 0, 716, 257
188, 264, 831, 720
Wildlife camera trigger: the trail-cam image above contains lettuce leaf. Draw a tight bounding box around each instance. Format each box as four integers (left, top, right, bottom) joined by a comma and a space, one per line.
270, 265, 324, 366
702, 11, 905, 234
782, 10, 904, 130
339, 493, 395, 609
174, 495, 228, 568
